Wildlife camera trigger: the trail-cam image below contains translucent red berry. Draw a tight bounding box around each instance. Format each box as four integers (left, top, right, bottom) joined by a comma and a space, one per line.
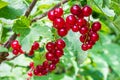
46, 52, 55, 61
82, 5, 92, 17
12, 49, 19, 55
54, 8, 63, 17
53, 17, 65, 29
46, 42, 55, 52
57, 27, 68, 37
27, 72, 33, 77
11, 40, 20, 49
81, 44, 88, 51
77, 18, 87, 27
32, 41, 39, 50
71, 24, 79, 32
70, 5, 81, 15
56, 39, 66, 49
79, 26, 88, 34
55, 49, 63, 58
66, 15, 76, 25
92, 21, 101, 31
79, 35, 86, 43
90, 32, 99, 42
49, 63, 56, 71
48, 10, 56, 21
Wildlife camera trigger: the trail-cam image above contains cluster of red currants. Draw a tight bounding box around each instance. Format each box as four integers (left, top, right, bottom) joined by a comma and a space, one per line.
11, 40, 24, 55
28, 41, 40, 56
48, 5, 101, 51
27, 39, 65, 78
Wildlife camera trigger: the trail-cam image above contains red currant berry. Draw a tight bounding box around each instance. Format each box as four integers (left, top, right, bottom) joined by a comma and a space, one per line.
46, 52, 55, 61
92, 21, 101, 31
53, 17, 65, 29
77, 18, 87, 27
36, 65, 43, 73
41, 69, 48, 75
12, 49, 19, 55
43, 60, 49, 68
46, 42, 55, 52
27, 72, 33, 77
82, 5, 92, 17
81, 44, 88, 51
56, 39, 66, 49
52, 58, 59, 64
71, 24, 79, 32
90, 32, 99, 42
66, 15, 76, 25
49, 63, 56, 71
79, 26, 88, 34
34, 69, 39, 75
32, 41, 39, 50
29, 62, 34, 68
64, 22, 71, 31
11, 40, 20, 49
70, 5, 81, 15
87, 43, 93, 49
57, 27, 68, 37
79, 35, 86, 43
48, 10, 56, 21
28, 50, 34, 56
54, 8, 63, 17
55, 49, 63, 58
77, 13, 84, 19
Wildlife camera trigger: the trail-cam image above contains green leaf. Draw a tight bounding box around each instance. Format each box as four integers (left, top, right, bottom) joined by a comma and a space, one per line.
113, 16, 120, 30
0, 1, 8, 9
21, 24, 52, 52
0, 46, 8, 52
12, 16, 31, 37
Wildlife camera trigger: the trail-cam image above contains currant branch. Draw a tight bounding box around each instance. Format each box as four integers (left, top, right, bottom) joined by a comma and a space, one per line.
31, 0, 68, 23
0, 0, 38, 63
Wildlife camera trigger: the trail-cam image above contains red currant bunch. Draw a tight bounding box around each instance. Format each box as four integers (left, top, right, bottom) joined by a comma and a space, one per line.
27, 39, 65, 78
28, 41, 40, 56
11, 40, 24, 55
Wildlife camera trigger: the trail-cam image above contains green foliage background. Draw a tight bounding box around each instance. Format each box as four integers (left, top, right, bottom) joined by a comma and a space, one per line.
0, 0, 120, 80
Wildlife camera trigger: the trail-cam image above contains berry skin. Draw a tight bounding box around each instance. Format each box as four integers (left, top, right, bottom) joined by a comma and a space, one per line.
90, 32, 99, 42
57, 27, 68, 37
27, 72, 33, 77
82, 5, 92, 17
66, 15, 76, 25
65, 22, 71, 31
43, 60, 49, 68
41, 69, 48, 75
52, 58, 59, 64
71, 24, 79, 32
46, 42, 55, 52
46, 52, 55, 61
87, 43, 93, 49
70, 5, 81, 15
32, 41, 39, 50
56, 39, 66, 49
81, 44, 88, 51
29, 62, 34, 68
34, 69, 39, 75
12, 49, 19, 55
49, 63, 56, 71
36, 65, 43, 73
53, 17, 65, 29
48, 10, 56, 21
54, 8, 63, 17
79, 35, 86, 43
79, 26, 88, 34
77, 13, 84, 19
92, 21, 101, 31
28, 50, 34, 56
77, 18, 87, 27
55, 49, 63, 58
11, 40, 20, 49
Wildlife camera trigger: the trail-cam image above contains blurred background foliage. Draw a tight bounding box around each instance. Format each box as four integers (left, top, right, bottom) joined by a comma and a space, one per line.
0, 0, 120, 80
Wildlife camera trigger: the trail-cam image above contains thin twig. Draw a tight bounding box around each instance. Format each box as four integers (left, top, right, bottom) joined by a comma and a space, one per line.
31, 0, 68, 23
6, 54, 21, 61
24, 0, 38, 17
